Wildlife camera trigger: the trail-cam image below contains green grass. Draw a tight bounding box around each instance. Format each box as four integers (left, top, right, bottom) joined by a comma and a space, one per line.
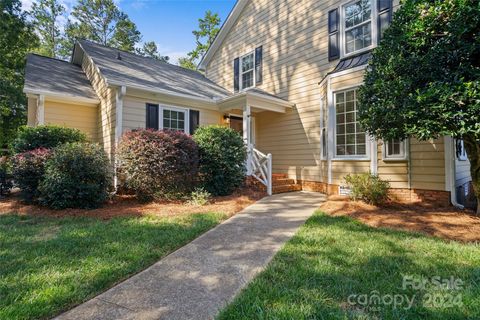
218, 211, 480, 320
0, 212, 226, 320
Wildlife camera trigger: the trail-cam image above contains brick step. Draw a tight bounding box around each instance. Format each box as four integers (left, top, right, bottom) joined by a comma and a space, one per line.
272, 184, 302, 194
272, 173, 288, 180
272, 178, 296, 186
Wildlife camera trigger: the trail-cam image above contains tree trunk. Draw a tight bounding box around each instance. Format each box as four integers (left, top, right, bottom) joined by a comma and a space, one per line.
463, 135, 480, 215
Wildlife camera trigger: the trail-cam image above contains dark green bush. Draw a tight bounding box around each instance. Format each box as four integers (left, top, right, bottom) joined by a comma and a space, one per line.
0, 156, 13, 197
116, 129, 199, 201
12, 148, 52, 203
193, 125, 246, 196
39, 143, 111, 209
12, 125, 86, 153
344, 172, 390, 205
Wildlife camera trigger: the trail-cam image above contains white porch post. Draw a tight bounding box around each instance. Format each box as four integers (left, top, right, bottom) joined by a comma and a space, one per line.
243, 104, 252, 175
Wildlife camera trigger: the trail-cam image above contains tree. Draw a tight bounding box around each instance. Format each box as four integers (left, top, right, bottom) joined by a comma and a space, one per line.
0, 0, 38, 148
60, 0, 141, 58
137, 41, 169, 62
30, 0, 65, 58
178, 10, 221, 70
358, 0, 480, 213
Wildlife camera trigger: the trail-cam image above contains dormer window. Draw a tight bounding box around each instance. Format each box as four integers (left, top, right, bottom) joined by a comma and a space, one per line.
240, 51, 255, 90
344, 0, 373, 55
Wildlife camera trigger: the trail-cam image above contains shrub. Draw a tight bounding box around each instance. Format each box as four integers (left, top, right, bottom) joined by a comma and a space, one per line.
0, 156, 13, 197
12, 148, 52, 203
344, 172, 390, 205
117, 129, 199, 201
188, 187, 211, 206
193, 125, 246, 196
39, 143, 111, 209
12, 125, 86, 153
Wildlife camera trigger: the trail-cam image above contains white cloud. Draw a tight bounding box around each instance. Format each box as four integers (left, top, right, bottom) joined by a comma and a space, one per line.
20, 0, 34, 11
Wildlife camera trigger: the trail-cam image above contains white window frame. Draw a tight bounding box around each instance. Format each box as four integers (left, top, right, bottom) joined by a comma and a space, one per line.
456, 139, 468, 161
239, 51, 255, 91
159, 105, 189, 133
382, 138, 408, 161
320, 97, 328, 160
340, 0, 377, 58
333, 86, 370, 160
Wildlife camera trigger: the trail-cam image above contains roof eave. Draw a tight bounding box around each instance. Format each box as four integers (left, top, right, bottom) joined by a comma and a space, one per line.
24, 88, 100, 105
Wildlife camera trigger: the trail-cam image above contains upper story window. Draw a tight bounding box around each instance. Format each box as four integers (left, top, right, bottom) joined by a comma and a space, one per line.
335, 88, 367, 157
240, 51, 255, 90
343, 0, 373, 55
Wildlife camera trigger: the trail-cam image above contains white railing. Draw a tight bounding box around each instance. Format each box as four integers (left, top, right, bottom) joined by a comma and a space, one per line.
249, 146, 273, 195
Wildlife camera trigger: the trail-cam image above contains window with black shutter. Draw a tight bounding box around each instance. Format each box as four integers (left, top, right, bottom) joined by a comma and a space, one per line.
377, 0, 392, 41
255, 46, 263, 85
328, 8, 339, 61
189, 110, 200, 135
233, 57, 240, 92
146, 103, 159, 130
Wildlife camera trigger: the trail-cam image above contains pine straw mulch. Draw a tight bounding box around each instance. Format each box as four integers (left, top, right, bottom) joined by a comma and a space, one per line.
0, 188, 265, 220
320, 196, 480, 243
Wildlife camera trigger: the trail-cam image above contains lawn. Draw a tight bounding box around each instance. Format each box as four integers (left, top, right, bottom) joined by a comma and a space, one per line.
218, 211, 480, 320
0, 212, 226, 319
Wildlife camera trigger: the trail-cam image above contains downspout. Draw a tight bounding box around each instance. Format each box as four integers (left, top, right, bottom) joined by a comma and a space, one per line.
114, 85, 126, 190
445, 136, 464, 209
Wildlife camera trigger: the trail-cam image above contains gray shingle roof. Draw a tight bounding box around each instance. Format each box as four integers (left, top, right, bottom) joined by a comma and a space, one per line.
24, 54, 99, 101
78, 40, 231, 100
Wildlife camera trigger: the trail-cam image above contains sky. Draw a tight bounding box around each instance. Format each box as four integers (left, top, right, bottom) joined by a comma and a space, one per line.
21, 0, 236, 63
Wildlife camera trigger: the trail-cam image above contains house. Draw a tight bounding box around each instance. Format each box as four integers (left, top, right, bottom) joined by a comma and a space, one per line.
24, 0, 472, 206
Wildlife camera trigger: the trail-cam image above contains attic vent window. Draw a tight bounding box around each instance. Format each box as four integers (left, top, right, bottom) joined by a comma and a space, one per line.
117, 52, 122, 60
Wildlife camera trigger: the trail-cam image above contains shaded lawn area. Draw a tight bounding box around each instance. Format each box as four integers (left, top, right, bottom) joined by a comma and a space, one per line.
0, 212, 226, 320
218, 211, 480, 320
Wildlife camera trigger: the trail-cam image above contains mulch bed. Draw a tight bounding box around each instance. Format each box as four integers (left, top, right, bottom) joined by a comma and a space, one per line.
0, 188, 265, 220
320, 196, 480, 243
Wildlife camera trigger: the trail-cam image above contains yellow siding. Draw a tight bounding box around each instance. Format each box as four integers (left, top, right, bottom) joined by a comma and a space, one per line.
81, 54, 116, 159
377, 141, 409, 189
410, 138, 445, 190
44, 100, 97, 141
122, 95, 224, 132
27, 97, 37, 126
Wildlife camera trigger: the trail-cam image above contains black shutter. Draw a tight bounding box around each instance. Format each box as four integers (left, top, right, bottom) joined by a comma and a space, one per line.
146, 103, 159, 130
328, 8, 339, 61
189, 109, 200, 135
255, 46, 263, 85
233, 57, 240, 92
377, 0, 392, 41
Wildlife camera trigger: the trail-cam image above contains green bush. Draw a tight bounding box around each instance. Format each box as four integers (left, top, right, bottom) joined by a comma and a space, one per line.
12, 148, 52, 203
0, 156, 13, 196
193, 125, 246, 196
117, 129, 199, 202
39, 143, 111, 209
344, 173, 390, 205
12, 125, 86, 153
187, 187, 211, 206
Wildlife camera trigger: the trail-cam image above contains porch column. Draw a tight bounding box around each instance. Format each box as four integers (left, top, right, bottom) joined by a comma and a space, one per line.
243, 104, 253, 175
37, 94, 45, 125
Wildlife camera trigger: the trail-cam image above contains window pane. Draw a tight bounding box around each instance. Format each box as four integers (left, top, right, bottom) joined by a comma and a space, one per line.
163, 110, 170, 119
337, 135, 346, 145
178, 112, 185, 120
242, 70, 253, 89
337, 124, 345, 134
163, 119, 170, 128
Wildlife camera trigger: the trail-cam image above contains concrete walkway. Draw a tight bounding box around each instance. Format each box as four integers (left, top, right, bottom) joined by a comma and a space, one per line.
56, 191, 325, 320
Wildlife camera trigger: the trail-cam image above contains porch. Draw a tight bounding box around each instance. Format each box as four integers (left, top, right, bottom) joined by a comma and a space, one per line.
217, 88, 295, 195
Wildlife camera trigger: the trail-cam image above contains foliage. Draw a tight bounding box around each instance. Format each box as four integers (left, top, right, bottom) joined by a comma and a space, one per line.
117, 129, 199, 201
188, 187, 211, 206
39, 143, 111, 209
0, 0, 38, 148
193, 125, 246, 196
12, 125, 86, 153
344, 172, 390, 205
137, 41, 169, 62
11, 148, 51, 203
60, 0, 141, 58
0, 212, 225, 320
0, 156, 13, 196
358, 0, 480, 213
30, 0, 66, 58
178, 10, 221, 70
218, 212, 480, 319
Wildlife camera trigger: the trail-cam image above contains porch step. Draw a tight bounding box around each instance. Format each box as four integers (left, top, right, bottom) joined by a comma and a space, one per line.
272, 184, 303, 194
272, 173, 288, 180
273, 178, 296, 186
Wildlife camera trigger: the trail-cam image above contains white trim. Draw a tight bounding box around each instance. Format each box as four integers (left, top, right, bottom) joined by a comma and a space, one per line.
327, 78, 334, 184
115, 86, 126, 143
370, 137, 377, 174
239, 51, 255, 91
320, 96, 327, 160
339, 0, 378, 59
382, 138, 408, 161
243, 104, 252, 175
37, 95, 45, 125
24, 89, 100, 105
159, 104, 190, 133
444, 136, 463, 209
198, 0, 249, 70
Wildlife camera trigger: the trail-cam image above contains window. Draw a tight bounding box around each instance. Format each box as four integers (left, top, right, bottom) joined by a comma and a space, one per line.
335, 88, 367, 157
384, 138, 407, 160
343, 0, 373, 55
162, 108, 187, 132
456, 139, 467, 161
240, 52, 255, 90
